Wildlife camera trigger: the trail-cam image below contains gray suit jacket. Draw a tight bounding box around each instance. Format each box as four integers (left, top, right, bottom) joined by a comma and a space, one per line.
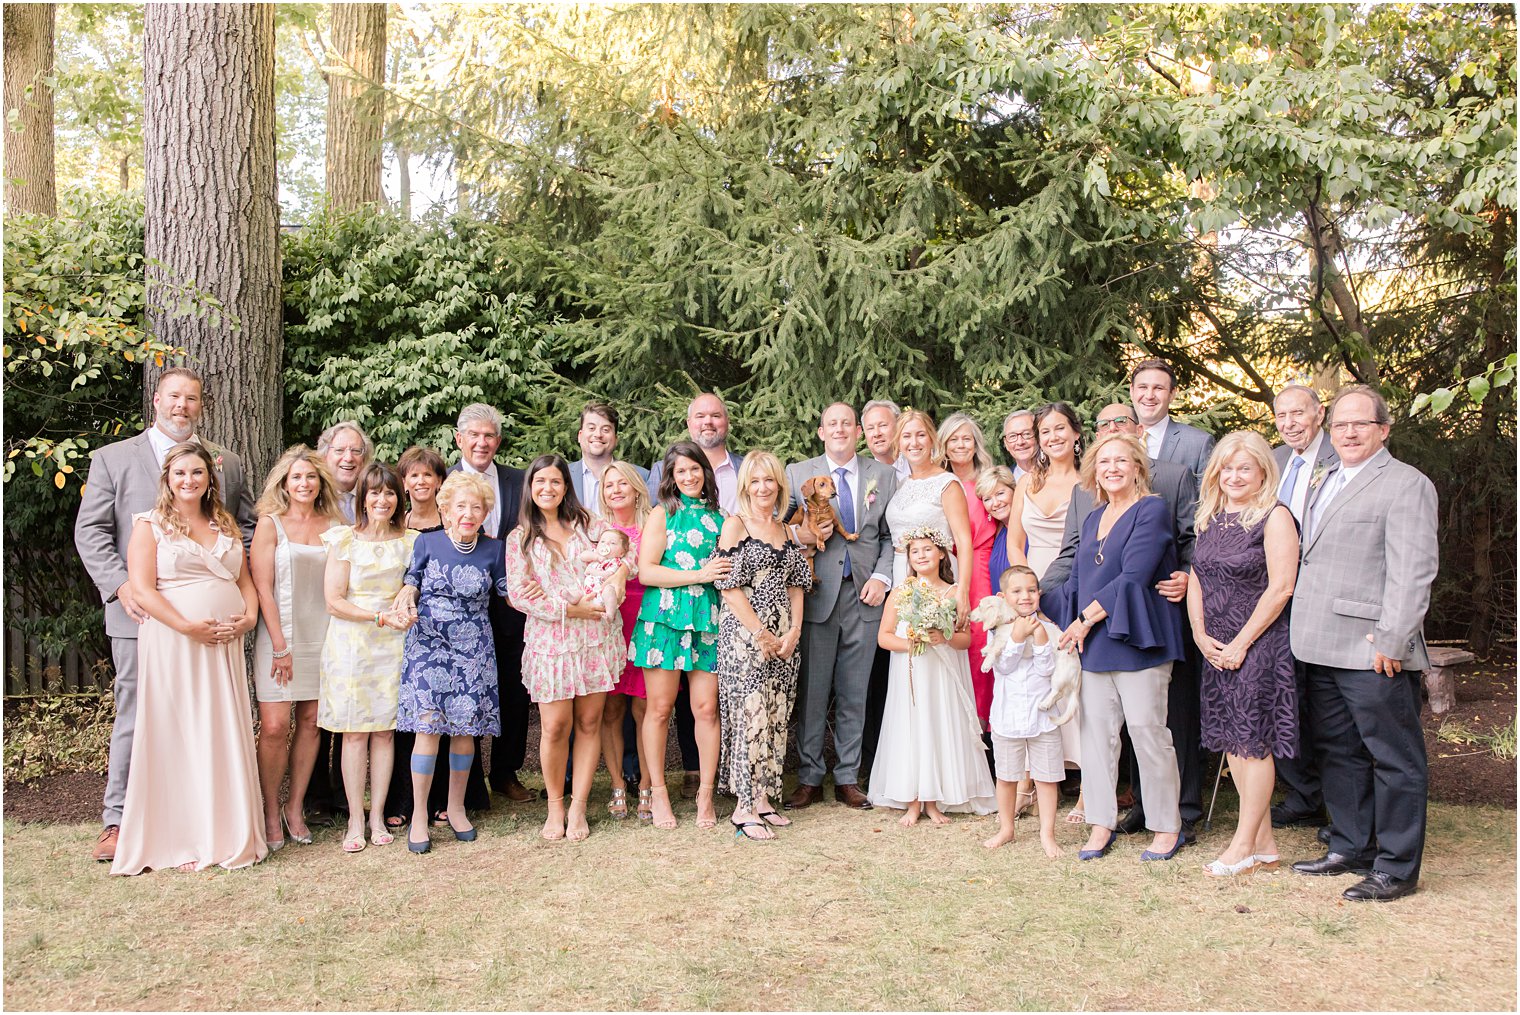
1156, 418, 1215, 484
1039, 458, 1198, 594
1290, 449, 1438, 671
74, 430, 257, 639
1272, 436, 1339, 511
784, 455, 897, 624
569, 458, 652, 509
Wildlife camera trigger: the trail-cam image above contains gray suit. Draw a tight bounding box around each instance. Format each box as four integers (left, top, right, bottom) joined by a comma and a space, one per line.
569, 458, 652, 509
1155, 418, 1215, 484
784, 454, 897, 787
73, 429, 256, 828
1292, 447, 1437, 881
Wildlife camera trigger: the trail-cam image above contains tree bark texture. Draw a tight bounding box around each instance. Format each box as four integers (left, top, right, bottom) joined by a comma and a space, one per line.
143, 3, 282, 486
3, 2, 57, 216
326, 2, 386, 210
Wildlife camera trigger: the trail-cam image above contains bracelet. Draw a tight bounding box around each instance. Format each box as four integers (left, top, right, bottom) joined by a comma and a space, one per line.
271, 648, 292, 659
374, 612, 383, 627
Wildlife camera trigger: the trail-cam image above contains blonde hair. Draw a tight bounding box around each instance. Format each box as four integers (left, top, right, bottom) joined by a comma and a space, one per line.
936, 412, 994, 473
437, 470, 495, 536
893, 409, 941, 465
974, 464, 1016, 503
152, 442, 240, 538
735, 450, 789, 521
1196, 431, 1281, 533
1080, 432, 1153, 505
598, 460, 652, 528
254, 444, 343, 520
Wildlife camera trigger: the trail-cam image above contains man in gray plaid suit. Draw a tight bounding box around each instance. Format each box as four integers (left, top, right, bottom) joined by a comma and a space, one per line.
1288, 384, 1437, 902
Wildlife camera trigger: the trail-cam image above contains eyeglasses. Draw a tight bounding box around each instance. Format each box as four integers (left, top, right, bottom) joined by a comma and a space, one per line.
1329, 420, 1382, 433
1094, 417, 1134, 431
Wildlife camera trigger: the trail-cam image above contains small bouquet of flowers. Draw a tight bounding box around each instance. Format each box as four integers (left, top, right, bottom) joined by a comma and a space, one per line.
896, 578, 958, 656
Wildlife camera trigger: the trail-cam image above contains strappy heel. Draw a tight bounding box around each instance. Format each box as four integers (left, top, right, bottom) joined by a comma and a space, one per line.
608, 787, 629, 820
636, 787, 654, 822
648, 785, 677, 830
567, 796, 591, 842
542, 796, 567, 841
695, 783, 717, 830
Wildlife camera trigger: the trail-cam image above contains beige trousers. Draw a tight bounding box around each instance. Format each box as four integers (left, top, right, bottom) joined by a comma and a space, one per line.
1078, 663, 1181, 833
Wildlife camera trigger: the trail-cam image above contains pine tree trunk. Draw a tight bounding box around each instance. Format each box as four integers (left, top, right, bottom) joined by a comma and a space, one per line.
3, 3, 56, 217
142, 3, 282, 486
326, 2, 387, 210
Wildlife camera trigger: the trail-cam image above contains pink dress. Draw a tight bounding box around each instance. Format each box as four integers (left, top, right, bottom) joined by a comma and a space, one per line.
112, 513, 267, 875
960, 477, 997, 728
504, 521, 627, 703
610, 520, 647, 698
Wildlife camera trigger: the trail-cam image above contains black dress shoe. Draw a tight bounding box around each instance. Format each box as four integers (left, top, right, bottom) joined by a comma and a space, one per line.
1271, 804, 1329, 829
1317, 824, 1332, 846
1179, 819, 1196, 845
1291, 851, 1375, 877
1342, 870, 1417, 902
1115, 808, 1146, 835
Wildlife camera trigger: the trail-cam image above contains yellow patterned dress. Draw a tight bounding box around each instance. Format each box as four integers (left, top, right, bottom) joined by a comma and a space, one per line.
317, 526, 417, 733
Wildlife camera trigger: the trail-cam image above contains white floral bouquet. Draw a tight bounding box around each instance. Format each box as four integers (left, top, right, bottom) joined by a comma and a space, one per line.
896, 577, 958, 656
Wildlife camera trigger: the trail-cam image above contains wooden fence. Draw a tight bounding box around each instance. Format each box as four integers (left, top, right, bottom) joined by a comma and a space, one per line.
4, 576, 112, 697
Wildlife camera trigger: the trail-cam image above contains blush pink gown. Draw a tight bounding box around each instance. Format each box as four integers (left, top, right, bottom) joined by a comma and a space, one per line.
112, 512, 267, 875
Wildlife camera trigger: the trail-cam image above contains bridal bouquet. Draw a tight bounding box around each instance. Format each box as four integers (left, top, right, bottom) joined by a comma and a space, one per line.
896, 578, 958, 656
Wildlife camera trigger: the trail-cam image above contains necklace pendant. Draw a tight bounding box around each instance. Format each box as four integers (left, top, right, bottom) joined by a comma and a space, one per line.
1094, 551, 1104, 565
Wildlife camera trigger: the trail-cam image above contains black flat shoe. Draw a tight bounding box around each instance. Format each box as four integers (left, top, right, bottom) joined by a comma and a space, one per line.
1317, 824, 1332, 846
1291, 851, 1374, 877
1115, 808, 1146, 835
1342, 870, 1417, 902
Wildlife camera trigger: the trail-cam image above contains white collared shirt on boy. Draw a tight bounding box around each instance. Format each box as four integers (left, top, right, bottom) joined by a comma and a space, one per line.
988, 618, 1063, 740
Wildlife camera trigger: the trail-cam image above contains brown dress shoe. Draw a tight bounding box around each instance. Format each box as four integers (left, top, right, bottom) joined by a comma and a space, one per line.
784, 783, 823, 810
92, 825, 119, 862
834, 783, 874, 810
498, 778, 535, 803
680, 771, 701, 800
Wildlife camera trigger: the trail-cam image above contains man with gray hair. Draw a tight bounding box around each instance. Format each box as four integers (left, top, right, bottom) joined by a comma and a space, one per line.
1000, 408, 1039, 481
1290, 384, 1436, 903
861, 398, 910, 480
450, 403, 535, 803
317, 420, 373, 523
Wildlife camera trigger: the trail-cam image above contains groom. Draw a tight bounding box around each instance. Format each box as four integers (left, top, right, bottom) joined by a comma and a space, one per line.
784, 403, 897, 810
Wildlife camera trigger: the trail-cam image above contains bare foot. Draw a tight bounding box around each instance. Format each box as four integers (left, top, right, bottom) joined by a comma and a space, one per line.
566, 802, 590, 842
983, 826, 1017, 849
926, 802, 951, 825
176, 861, 197, 872
1040, 832, 1063, 858
649, 785, 678, 830
542, 798, 567, 841
898, 802, 922, 827
695, 785, 717, 830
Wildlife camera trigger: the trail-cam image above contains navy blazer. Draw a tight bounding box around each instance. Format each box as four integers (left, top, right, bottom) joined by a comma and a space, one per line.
1046, 495, 1185, 673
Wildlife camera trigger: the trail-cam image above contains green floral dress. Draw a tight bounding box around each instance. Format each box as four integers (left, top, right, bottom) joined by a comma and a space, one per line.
629, 493, 723, 671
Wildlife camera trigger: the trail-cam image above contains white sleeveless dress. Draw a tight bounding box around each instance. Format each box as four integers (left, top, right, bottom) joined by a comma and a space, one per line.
252, 515, 331, 703
884, 471, 959, 584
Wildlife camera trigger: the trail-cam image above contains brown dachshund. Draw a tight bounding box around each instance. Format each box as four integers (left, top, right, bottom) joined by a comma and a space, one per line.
787, 474, 858, 584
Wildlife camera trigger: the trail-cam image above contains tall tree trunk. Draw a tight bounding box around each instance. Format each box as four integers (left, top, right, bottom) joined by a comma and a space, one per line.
143, 3, 282, 486
325, 2, 386, 210
3, 2, 56, 217
387, 41, 409, 218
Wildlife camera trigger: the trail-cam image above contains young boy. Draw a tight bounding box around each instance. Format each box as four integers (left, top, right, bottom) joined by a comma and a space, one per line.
983, 564, 1065, 857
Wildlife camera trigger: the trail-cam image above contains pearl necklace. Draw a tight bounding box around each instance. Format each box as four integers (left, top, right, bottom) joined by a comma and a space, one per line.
450, 535, 479, 554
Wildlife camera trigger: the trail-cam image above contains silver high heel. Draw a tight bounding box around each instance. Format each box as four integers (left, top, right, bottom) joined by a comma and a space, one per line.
282, 813, 313, 846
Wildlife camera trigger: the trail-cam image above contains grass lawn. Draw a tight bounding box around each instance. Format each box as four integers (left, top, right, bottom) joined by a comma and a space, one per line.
3, 786, 1515, 1011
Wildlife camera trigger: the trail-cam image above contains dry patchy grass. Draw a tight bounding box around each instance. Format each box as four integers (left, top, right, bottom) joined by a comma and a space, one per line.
4, 788, 1515, 1011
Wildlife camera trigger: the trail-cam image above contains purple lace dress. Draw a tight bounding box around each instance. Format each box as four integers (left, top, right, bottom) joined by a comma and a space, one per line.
1194, 510, 1298, 760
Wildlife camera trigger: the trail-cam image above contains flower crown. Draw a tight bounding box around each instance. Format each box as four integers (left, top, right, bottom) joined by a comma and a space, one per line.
896, 524, 952, 550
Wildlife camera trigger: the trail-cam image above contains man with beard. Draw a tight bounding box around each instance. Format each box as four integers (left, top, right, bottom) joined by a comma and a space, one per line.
75, 367, 257, 862
648, 393, 746, 796
569, 401, 651, 514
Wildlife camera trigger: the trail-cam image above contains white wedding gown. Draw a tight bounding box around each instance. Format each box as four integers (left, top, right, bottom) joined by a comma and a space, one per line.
871, 471, 994, 813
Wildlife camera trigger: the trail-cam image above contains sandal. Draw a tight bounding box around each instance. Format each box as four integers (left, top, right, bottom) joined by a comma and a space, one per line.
342, 832, 366, 853
384, 814, 407, 830
636, 788, 654, 822
430, 809, 450, 828
695, 783, 717, 830
1065, 808, 1086, 824
370, 828, 394, 847
731, 817, 774, 842
608, 788, 629, 821
1013, 786, 1036, 820
757, 809, 791, 828
542, 796, 567, 841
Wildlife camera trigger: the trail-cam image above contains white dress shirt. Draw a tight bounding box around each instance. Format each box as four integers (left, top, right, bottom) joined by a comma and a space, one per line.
1143, 416, 1171, 460
989, 621, 1061, 739
460, 459, 502, 536
1279, 428, 1327, 523
712, 453, 739, 515
580, 459, 610, 518
146, 424, 193, 469
1308, 458, 1367, 541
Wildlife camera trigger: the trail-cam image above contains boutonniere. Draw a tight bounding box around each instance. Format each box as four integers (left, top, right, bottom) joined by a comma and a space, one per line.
1309, 463, 1328, 490
864, 477, 879, 508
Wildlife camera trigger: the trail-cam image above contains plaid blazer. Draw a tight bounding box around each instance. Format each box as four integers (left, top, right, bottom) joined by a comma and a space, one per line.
1289, 448, 1438, 671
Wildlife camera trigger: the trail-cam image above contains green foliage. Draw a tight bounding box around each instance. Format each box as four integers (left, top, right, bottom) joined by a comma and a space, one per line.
282, 209, 564, 464
1, 686, 114, 784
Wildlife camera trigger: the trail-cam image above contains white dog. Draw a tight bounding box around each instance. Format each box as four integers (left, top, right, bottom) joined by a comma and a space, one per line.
969, 594, 1081, 726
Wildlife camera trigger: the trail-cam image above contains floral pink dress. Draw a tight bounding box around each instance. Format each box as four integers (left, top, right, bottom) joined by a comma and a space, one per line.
504, 521, 627, 703
610, 520, 647, 698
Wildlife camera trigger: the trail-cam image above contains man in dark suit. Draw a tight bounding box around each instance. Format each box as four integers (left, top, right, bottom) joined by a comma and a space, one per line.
1130, 358, 1215, 484
1289, 385, 1437, 902
1040, 403, 1203, 840
647, 393, 745, 797
74, 367, 257, 862
452, 402, 534, 802
1269, 383, 1340, 831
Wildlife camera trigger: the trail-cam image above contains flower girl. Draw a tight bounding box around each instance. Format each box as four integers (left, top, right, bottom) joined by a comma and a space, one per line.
867, 526, 996, 824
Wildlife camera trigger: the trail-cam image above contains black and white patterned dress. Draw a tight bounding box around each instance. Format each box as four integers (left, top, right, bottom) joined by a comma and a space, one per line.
713, 535, 814, 812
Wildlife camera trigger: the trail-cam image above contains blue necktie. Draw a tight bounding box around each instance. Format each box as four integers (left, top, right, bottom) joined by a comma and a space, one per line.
835, 466, 855, 579
1278, 454, 1305, 510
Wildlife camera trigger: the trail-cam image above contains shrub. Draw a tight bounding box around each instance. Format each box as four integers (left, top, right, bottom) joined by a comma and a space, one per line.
2, 683, 115, 784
